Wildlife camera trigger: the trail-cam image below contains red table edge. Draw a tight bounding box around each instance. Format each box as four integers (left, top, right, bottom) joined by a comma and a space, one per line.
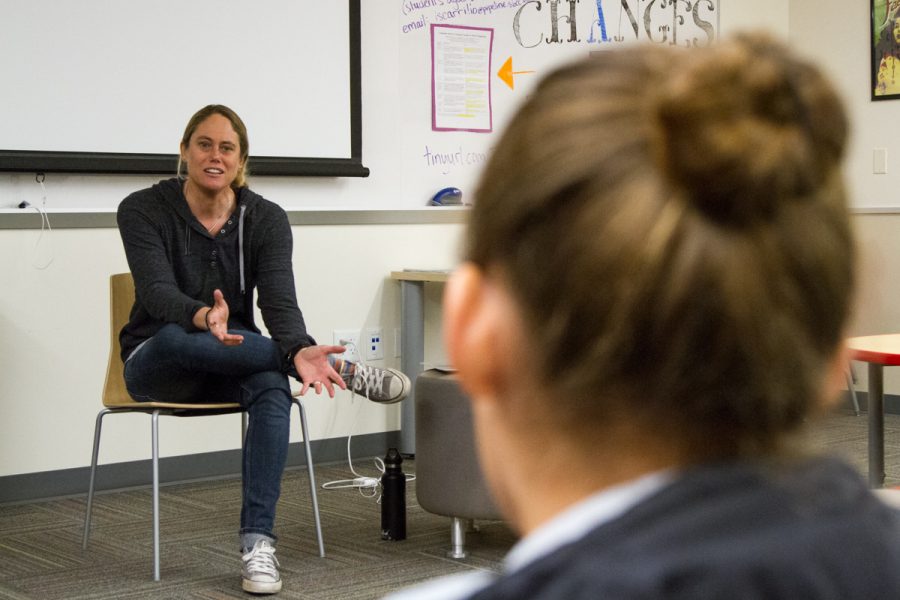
848, 335, 900, 366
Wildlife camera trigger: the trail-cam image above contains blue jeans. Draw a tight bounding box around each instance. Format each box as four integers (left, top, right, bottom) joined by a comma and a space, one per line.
123, 323, 291, 549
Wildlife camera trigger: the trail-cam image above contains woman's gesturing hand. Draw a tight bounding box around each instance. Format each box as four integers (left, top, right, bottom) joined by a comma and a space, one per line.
294, 345, 348, 398
204, 289, 244, 346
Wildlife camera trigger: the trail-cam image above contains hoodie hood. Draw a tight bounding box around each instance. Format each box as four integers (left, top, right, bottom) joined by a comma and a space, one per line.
153, 177, 261, 295
154, 177, 263, 223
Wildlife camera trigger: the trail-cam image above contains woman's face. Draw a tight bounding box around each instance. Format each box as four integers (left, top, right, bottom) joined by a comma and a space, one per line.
892, 16, 900, 45
181, 113, 244, 194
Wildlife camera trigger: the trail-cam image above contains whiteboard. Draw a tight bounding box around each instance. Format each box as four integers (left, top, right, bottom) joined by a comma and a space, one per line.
398, 0, 720, 205
0, 0, 366, 177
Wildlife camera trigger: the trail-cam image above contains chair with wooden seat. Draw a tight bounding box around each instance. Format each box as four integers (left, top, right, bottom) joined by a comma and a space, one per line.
82, 272, 324, 581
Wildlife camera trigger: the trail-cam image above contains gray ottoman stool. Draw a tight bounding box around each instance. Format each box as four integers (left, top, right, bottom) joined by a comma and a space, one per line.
415, 369, 501, 558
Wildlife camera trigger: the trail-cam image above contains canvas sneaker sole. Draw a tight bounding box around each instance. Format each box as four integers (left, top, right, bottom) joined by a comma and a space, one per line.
242, 576, 282, 594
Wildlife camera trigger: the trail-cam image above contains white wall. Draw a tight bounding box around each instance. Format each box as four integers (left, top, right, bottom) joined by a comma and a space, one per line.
0, 0, 790, 213
722, 0, 788, 36
0, 4, 464, 479
789, 1, 900, 395
0, 221, 462, 477
789, 0, 900, 212
7, 1, 900, 481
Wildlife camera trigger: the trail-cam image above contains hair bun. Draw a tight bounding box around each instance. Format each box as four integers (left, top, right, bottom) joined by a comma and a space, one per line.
654, 33, 847, 225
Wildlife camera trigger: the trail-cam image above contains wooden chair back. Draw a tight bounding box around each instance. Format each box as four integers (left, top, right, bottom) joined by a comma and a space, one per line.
102, 273, 241, 411
103, 273, 138, 407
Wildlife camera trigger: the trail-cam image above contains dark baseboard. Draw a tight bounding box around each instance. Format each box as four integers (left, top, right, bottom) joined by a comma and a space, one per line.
0, 431, 400, 505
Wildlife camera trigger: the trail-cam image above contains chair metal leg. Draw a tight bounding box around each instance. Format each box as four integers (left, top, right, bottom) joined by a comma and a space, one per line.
241, 412, 248, 443
294, 398, 325, 557
847, 362, 861, 416
448, 516, 467, 559
151, 410, 161, 582
846, 372, 861, 417
86, 404, 316, 580
82, 408, 112, 550
466, 518, 479, 533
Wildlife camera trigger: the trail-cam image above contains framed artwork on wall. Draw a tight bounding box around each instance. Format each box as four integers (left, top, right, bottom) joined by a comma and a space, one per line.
873, 0, 900, 99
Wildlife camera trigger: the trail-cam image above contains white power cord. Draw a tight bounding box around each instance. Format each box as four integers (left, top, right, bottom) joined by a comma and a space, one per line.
19, 173, 54, 269
321, 431, 385, 499
320, 339, 415, 500
321, 340, 384, 497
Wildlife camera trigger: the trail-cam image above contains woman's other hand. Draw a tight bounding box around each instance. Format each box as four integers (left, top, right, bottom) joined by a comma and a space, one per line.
294, 345, 348, 397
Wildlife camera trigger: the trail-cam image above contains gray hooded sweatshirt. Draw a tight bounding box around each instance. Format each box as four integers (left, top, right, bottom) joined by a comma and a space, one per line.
117, 177, 316, 367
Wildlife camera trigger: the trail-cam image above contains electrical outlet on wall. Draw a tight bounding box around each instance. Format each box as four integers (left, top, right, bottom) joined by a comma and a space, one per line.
365, 327, 384, 360
874, 147, 888, 174
333, 329, 360, 362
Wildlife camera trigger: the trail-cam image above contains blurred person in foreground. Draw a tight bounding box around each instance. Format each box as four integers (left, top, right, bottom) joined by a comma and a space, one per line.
388, 33, 900, 599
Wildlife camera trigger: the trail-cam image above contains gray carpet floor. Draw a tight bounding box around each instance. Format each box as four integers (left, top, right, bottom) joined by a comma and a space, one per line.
1, 409, 899, 599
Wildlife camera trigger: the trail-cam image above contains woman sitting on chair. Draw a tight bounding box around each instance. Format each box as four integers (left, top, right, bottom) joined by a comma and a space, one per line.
117, 104, 409, 594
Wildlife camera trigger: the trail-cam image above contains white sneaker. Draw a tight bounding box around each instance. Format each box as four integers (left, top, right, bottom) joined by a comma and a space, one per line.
333, 359, 411, 404
241, 539, 282, 594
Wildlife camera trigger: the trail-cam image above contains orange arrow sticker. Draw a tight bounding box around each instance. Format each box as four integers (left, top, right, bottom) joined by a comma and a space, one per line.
497, 56, 535, 90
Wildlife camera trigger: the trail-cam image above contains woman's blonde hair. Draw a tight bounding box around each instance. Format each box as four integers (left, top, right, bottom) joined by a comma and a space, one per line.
466, 33, 853, 459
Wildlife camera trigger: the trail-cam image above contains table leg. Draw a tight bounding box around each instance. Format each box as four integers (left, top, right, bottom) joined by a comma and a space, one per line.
399, 280, 425, 456
867, 363, 886, 488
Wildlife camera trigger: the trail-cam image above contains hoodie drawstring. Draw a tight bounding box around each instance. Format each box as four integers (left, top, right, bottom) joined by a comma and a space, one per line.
239, 204, 246, 295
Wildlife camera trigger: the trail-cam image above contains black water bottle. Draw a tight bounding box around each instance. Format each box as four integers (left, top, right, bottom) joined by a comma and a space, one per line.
380, 447, 407, 540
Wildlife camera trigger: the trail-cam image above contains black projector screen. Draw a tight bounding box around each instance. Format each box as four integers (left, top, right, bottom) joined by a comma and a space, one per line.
0, 0, 367, 177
